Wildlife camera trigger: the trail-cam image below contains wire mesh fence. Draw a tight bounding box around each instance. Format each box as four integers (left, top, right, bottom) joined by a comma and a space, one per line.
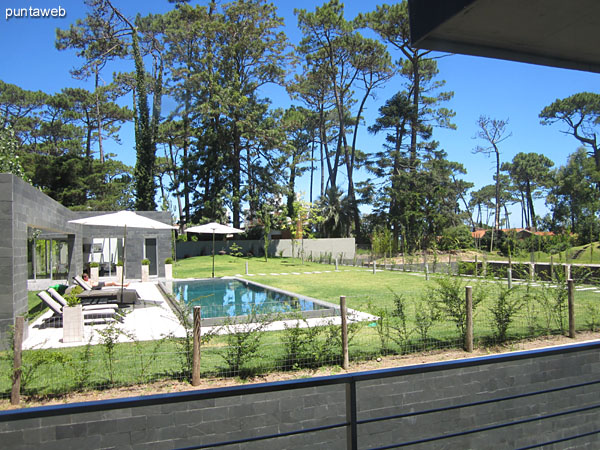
1, 274, 599, 403
335, 251, 600, 285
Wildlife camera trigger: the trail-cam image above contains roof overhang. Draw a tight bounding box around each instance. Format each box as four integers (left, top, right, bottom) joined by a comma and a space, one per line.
408, 0, 600, 73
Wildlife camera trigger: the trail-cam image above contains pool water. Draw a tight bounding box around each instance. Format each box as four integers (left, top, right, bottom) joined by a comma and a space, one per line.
172, 279, 330, 319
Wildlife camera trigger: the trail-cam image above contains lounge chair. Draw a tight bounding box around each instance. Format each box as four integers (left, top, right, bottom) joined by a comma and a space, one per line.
77, 288, 139, 305
73, 275, 103, 291
47, 288, 119, 311
37, 291, 117, 324
72, 275, 139, 305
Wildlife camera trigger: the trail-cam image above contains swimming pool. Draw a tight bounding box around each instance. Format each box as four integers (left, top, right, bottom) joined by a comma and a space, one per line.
170, 278, 336, 322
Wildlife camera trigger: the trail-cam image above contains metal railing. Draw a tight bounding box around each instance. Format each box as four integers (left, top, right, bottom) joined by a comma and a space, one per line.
2, 341, 600, 449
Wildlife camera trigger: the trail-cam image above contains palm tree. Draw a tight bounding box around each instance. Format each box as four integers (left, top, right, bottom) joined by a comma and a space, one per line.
317, 186, 352, 238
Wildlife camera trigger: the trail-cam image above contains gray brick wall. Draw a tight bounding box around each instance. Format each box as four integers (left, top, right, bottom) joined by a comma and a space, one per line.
0, 174, 173, 339
1, 342, 599, 449
176, 237, 356, 260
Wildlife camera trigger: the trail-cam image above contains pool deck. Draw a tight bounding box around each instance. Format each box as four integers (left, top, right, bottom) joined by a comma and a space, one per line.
24, 278, 376, 350
24, 281, 187, 350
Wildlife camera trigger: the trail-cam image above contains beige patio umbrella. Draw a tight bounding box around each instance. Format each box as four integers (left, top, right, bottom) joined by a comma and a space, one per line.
185, 222, 244, 278
69, 211, 177, 294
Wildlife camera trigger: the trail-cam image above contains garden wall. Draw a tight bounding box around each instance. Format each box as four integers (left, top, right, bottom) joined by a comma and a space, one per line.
2, 340, 599, 449
176, 237, 356, 260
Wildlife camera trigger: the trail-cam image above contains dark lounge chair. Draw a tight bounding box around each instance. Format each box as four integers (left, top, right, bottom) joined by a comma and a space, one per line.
72, 275, 139, 304
37, 291, 117, 325
47, 288, 120, 311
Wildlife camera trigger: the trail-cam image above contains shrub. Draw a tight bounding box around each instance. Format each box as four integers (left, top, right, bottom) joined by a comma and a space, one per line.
63, 292, 81, 307
220, 312, 272, 377
229, 243, 243, 258
165, 257, 173, 264
414, 296, 441, 346
489, 284, 521, 343
438, 225, 474, 251
429, 276, 485, 348
141, 259, 151, 266
388, 292, 412, 353
585, 303, 600, 332
281, 313, 324, 368
371, 227, 393, 258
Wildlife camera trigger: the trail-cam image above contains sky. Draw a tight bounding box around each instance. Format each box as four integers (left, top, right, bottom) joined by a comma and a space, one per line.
2, 0, 599, 226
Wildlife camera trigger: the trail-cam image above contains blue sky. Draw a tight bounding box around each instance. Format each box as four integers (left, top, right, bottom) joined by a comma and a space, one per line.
2, 0, 599, 225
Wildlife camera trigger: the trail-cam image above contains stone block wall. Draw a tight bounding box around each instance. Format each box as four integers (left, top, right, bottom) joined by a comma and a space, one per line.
0, 174, 174, 339
75, 211, 173, 279
176, 237, 356, 260
0, 175, 83, 340
1, 341, 599, 449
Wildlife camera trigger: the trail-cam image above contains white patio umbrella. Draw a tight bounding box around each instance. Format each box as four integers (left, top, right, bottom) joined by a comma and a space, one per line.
69, 211, 177, 292
185, 222, 244, 277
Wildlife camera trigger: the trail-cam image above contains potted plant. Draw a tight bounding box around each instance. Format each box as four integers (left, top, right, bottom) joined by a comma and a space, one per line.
62, 292, 83, 343
141, 258, 151, 282
89, 261, 100, 284
164, 257, 173, 279
115, 260, 124, 283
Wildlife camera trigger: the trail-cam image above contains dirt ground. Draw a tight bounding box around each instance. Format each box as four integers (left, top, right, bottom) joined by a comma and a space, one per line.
386, 249, 492, 264
3, 331, 599, 411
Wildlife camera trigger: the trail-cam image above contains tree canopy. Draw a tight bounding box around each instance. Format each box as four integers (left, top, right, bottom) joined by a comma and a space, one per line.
2, 0, 599, 251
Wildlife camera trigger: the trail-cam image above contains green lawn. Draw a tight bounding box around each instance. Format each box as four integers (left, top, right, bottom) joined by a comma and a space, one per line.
2, 255, 599, 400
450, 242, 600, 265
173, 254, 337, 279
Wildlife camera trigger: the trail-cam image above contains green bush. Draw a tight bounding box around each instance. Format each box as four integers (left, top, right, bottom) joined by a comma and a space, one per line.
429, 276, 486, 349
489, 284, 521, 343
438, 225, 474, 251
229, 243, 243, 258
63, 292, 81, 307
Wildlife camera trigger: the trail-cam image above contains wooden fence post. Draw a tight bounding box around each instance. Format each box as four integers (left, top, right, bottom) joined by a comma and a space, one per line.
192, 306, 202, 386
530, 262, 535, 281
474, 255, 478, 277
568, 279, 576, 338
340, 296, 349, 370
465, 287, 473, 352
11, 316, 24, 405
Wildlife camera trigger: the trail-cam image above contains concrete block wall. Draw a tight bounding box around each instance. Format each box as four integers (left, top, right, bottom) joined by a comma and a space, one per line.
0, 174, 174, 339
1, 341, 600, 449
356, 345, 600, 448
0, 175, 16, 337
177, 237, 356, 260
0, 175, 83, 340
76, 211, 173, 280
0, 384, 348, 449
